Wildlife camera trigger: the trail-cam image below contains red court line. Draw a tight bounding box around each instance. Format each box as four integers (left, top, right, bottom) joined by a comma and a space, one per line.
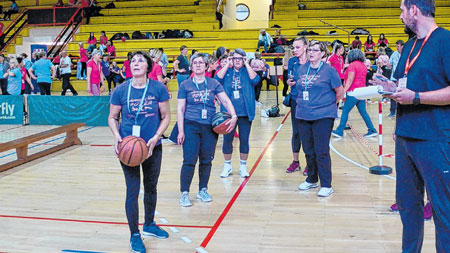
199, 110, 291, 249
0, 215, 212, 229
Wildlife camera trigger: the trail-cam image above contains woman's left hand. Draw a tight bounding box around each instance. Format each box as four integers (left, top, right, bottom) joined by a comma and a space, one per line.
146, 136, 159, 158
225, 117, 237, 133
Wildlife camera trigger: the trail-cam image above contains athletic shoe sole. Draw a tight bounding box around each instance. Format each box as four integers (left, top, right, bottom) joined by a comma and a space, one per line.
298, 183, 319, 190
130, 243, 146, 253
286, 167, 300, 173
332, 132, 343, 138
142, 231, 169, 239
317, 188, 334, 197
197, 195, 212, 202
220, 168, 233, 178
364, 133, 378, 138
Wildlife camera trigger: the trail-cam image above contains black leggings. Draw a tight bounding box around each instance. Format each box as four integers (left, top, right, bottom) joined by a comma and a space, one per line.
3, 9, 18, 20
80, 62, 87, 77
37, 82, 51, 95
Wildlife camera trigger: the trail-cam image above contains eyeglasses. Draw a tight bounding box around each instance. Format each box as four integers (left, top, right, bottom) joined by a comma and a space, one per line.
192, 61, 205, 65
307, 49, 322, 53
232, 57, 244, 61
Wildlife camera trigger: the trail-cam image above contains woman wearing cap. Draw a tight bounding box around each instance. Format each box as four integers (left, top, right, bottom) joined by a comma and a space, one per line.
177, 53, 237, 207
215, 48, 260, 178
28, 51, 56, 95
86, 49, 104, 96
109, 51, 171, 253
293, 40, 344, 197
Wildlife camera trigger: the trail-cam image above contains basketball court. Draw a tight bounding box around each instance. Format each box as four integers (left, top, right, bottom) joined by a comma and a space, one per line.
0, 92, 436, 252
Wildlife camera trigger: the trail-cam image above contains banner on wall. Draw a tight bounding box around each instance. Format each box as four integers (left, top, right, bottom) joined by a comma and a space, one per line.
28, 96, 110, 126
0, 95, 23, 125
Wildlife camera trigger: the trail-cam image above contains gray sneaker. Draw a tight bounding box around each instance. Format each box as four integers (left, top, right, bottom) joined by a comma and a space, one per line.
179, 191, 192, 207
197, 188, 212, 202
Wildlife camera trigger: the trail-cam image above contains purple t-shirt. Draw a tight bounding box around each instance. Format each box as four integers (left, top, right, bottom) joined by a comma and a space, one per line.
177, 77, 225, 125
110, 79, 170, 144
295, 62, 342, 120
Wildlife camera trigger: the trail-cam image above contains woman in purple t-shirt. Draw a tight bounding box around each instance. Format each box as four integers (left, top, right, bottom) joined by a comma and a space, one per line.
108, 51, 171, 252
295, 40, 344, 198
177, 53, 237, 207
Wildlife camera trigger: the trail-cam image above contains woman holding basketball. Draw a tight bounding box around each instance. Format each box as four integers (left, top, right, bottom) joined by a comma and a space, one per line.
215, 48, 260, 178
108, 51, 170, 253
177, 53, 237, 207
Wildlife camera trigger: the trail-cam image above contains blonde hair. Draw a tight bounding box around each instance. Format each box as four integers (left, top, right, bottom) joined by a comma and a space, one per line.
148, 48, 162, 60
377, 47, 386, 55
283, 47, 293, 66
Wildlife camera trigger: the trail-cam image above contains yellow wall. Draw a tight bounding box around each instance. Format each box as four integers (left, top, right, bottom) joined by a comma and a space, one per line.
223, 0, 271, 29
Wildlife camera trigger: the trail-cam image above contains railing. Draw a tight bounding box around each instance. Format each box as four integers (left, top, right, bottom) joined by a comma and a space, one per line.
47, 7, 83, 58
319, 19, 351, 45
0, 9, 29, 53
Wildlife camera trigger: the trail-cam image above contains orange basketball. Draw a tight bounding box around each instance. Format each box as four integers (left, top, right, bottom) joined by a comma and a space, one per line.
118, 136, 148, 167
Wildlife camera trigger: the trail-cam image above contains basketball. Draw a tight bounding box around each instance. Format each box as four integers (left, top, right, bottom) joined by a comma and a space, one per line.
118, 136, 148, 167
212, 112, 232, 134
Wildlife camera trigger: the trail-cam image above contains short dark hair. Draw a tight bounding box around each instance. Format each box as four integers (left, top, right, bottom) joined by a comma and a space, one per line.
20, 53, 28, 58
404, 0, 435, 17
396, 40, 405, 46
347, 49, 366, 63
130, 51, 153, 74
231, 48, 246, 57
180, 45, 188, 51
190, 53, 209, 68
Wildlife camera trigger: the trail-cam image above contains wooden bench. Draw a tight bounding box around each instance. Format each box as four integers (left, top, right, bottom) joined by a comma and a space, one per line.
0, 123, 85, 172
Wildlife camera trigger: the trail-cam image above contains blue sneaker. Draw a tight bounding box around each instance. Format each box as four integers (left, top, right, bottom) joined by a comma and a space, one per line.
130, 233, 146, 253
143, 221, 169, 238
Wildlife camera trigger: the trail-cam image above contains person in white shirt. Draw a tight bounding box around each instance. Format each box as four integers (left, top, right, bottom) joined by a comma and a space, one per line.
60, 51, 78, 96
256, 29, 273, 53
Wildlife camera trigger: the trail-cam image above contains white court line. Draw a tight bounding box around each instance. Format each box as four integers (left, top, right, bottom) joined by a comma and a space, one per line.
159, 218, 169, 224
169, 227, 179, 233
195, 246, 208, 253
181, 236, 192, 243
329, 142, 396, 181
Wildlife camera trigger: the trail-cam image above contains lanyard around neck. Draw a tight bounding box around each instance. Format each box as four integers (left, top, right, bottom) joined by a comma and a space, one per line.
127, 79, 149, 125
193, 77, 208, 107
404, 24, 438, 76
304, 61, 323, 90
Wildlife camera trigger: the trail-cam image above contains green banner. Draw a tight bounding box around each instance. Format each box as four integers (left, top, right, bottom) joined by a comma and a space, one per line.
0, 95, 23, 125
28, 96, 110, 126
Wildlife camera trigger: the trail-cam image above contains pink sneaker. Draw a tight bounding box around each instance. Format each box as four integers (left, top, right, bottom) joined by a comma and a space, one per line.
390, 203, 399, 212
286, 161, 300, 173
424, 202, 432, 220
302, 167, 308, 176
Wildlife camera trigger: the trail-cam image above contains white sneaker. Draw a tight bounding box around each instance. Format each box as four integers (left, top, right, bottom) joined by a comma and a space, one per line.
179, 191, 192, 207
298, 181, 319, 190
239, 165, 250, 178
197, 188, 212, 202
220, 163, 233, 178
317, 187, 334, 197
256, 101, 262, 107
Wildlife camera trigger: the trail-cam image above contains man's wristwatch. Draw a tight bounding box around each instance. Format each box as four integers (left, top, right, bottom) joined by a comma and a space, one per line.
413, 92, 421, 106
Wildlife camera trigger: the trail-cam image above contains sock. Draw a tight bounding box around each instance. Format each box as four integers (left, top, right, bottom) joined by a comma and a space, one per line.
240, 160, 247, 166
224, 160, 231, 165
293, 160, 299, 163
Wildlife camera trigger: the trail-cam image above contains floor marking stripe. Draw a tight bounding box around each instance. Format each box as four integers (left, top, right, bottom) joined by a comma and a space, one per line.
181, 236, 192, 243
61, 250, 106, 253
198, 110, 291, 250
0, 214, 212, 229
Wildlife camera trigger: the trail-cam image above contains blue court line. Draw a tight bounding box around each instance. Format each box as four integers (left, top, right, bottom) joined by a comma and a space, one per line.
62, 250, 106, 253
0, 126, 96, 159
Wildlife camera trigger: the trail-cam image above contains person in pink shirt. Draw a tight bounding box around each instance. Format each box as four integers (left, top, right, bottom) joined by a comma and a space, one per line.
106, 41, 115, 59
327, 42, 345, 83
18, 58, 33, 94
377, 33, 389, 48
86, 49, 104, 95
122, 52, 133, 81
332, 49, 377, 138
79, 42, 88, 79
364, 35, 376, 52
87, 32, 97, 53
250, 52, 265, 103
147, 48, 169, 86
99, 31, 108, 46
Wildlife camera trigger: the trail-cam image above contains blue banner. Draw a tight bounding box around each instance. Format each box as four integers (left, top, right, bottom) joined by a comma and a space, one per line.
28, 96, 110, 126
0, 95, 23, 124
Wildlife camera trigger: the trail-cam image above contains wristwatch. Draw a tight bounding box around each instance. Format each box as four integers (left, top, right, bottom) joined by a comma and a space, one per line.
413, 92, 421, 106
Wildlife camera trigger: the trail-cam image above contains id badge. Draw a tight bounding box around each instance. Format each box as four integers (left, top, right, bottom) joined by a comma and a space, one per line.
233, 90, 240, 99
398, 77, 407, 89
132, 125, 141, 137
201, 109, 207, 119
303, 91, 309, 101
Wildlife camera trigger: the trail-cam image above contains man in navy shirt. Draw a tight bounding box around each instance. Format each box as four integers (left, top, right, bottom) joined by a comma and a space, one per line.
377, 0, 450, 252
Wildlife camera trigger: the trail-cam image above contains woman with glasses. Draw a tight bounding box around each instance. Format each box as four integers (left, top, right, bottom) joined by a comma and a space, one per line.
215, 48, 260, 178
285, 37, 309, 174
292, 40, 344, 197
177, 53, 237, 207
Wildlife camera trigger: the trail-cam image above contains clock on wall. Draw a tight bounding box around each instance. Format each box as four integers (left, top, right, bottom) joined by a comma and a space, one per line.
236, 3, 250, 21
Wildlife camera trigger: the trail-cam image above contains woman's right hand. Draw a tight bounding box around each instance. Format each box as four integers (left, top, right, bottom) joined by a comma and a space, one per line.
177, 132, 185, 145
287, 79, 296, 87
114, 136, 123, 157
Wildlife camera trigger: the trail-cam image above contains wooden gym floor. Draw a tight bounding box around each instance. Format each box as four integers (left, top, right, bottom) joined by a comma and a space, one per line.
0, 91, 436, 252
